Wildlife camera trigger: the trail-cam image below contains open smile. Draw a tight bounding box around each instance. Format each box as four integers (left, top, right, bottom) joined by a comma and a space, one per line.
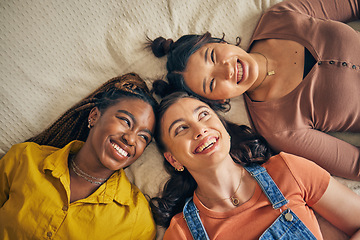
194, 137, 218, 154
236, 60, 244, 84
111, 141, 129, 157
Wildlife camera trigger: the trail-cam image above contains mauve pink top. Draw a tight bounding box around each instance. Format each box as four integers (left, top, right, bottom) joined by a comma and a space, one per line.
244, 0, 360, 179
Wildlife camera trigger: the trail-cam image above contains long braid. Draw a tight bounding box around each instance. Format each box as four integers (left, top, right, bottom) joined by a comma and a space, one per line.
27, 98, 97, 148
27, 73, 156, 149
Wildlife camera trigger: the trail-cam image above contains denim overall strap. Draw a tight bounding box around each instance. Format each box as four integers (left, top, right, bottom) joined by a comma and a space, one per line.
244, 164, 288, 209
183, 197, 210, 240
244, 164, 317, 240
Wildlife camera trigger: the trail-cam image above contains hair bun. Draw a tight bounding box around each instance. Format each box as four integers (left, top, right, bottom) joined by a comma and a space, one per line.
151, 37, 174, 58
152, 79, 174, 98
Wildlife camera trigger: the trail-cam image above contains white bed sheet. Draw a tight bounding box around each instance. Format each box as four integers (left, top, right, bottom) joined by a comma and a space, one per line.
1, 1, 359, 239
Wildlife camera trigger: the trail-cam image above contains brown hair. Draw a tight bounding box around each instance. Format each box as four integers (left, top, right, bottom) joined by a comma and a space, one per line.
151, 92, 273, 227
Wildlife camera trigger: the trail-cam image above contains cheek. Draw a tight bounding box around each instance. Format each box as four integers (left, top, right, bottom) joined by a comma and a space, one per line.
171, 138, 192, 158
135, 141, 147, 155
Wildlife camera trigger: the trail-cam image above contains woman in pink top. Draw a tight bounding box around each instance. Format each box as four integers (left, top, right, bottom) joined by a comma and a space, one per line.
150, 92, 360, 239
149, 0, 360, 180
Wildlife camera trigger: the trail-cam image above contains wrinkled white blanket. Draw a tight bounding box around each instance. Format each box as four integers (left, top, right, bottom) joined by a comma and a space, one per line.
1, 1, 359, 239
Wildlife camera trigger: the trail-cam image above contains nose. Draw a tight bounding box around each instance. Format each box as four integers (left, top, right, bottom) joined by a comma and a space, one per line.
193, 125, 208, 139
122, 131, 136, 146
213, 61, 233, 80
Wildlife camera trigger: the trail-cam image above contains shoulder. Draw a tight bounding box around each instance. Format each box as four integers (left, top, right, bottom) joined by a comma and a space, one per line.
114, 171, 154, 220
111, 172, 156, 238
265, 152, 330, 178
264, 152, 330, 203
2, 142, 59, 161
164, 212, 190, 240
114, 170, 151, 207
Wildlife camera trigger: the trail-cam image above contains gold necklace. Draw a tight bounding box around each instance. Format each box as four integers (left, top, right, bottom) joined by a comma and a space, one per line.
195, 168, 244, 206
70, 155, 108, 185
251, 52, 275, 91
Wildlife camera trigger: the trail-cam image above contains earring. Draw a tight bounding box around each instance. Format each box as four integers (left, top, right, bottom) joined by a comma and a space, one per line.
88, 119, 91, 129
175, 166, 184, 172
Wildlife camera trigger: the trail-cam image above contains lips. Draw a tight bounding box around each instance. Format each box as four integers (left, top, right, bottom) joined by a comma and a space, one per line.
111, 141, 129, 157
236, 60, 244, 84
194, 137, 218, 153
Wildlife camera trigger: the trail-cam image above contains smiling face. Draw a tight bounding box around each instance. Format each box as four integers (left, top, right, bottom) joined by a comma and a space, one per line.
88, 97, 155, 171
183, 42, 259, 100
160, 97, 231, 173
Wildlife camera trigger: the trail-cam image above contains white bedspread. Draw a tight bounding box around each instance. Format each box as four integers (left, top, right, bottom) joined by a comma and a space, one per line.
1, 1, 359, 239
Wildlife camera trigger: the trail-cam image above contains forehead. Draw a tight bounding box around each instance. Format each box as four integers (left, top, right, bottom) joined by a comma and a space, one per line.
161, 98, 206, 125
183, 43, 216, 97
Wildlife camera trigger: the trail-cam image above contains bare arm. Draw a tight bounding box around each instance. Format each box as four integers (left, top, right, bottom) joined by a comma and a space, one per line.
311, 177, 360, 238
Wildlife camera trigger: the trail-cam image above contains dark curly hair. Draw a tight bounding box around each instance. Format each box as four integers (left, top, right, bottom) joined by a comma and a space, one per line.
150, 92, 273, 228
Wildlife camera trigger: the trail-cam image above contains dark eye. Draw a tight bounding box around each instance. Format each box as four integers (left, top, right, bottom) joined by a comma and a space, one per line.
211, 49, 215, 63
117, 116, 131, 127
174, 125, 188, 136
199, 110, 210, 120
139, 134, 150, 144
209, 79, 215, 92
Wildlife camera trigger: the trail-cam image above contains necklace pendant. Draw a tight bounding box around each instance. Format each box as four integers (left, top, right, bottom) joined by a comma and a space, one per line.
230, 196, 240, 206
267, 70, 275, 76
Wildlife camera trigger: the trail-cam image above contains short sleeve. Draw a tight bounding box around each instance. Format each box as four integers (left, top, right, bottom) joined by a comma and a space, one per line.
278, 152, 331, 207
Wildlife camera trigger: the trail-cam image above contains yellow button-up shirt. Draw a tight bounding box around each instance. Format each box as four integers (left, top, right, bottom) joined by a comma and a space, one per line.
0, 141, 156, 239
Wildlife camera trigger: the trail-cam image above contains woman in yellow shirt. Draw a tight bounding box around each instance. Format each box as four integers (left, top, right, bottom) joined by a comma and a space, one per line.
0, 73, 157, 239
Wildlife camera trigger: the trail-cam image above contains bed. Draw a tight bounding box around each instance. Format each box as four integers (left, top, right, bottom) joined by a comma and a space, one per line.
1, 0, 359, 239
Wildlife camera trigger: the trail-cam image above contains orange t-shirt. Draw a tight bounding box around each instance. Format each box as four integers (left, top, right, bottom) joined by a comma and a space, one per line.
163, 152, 330, 240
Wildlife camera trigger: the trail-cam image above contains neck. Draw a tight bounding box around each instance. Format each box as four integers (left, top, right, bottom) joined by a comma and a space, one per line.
250, 52, 275, 92
193, 157, 244, 206
72, 143, 115, 181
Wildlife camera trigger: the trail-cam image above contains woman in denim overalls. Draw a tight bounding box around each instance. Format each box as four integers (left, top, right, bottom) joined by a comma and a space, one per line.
150, 92, 360, 239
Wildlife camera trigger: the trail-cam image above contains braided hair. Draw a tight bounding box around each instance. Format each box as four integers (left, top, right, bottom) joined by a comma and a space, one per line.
150, 92, 273, 227
27, 73, 158, 148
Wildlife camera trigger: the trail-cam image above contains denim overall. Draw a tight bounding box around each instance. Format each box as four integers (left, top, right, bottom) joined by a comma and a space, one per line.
183, 164, 317, 240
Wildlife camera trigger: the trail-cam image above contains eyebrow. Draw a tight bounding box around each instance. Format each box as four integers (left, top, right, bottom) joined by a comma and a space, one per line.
168, 118, 184, 135
117, 109, 136, 123
118, 110, 153, 137
202, 78, 207, 94
204, 48, 209, 63
167, 105, 209, 134
202, 48, 210, 94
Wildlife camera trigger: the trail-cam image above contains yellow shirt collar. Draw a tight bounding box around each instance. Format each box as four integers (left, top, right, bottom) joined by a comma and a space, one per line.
42, 140, 133, 206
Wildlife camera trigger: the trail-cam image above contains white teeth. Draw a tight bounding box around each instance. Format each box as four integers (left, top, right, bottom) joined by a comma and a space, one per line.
197, 138, 217, 153
111, 142, 128, 157
237, 62, 243, 83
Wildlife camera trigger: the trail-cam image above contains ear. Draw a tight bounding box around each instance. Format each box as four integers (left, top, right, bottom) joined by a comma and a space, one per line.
88, 107, 101, 125
164, 152, 183, 169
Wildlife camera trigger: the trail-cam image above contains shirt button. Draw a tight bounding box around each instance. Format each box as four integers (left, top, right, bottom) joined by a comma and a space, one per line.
62, 205, 68, 211
352, 65, 357, 69
47, 231, 52, 238
329, 61, 335, 64
342, 62, 347, 66
317, 61, 322, 65
285, 212, 293, 222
